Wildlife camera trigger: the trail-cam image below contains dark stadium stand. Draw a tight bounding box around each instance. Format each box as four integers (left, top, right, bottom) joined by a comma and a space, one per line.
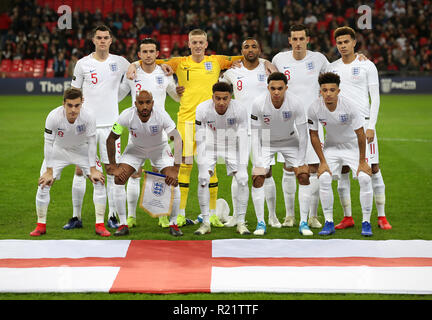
0, 0, 430, 78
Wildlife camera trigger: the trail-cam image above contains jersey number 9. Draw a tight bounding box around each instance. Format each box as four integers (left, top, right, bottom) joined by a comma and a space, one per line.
236, 80, 243, 91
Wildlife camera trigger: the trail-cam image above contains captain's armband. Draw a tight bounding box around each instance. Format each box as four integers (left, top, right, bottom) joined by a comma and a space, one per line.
111, 122, 124, 135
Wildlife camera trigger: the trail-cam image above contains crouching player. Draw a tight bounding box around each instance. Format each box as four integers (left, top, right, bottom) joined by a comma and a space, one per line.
308, 72, 373, 236
106, 90, 183, 237
250, 72, 311, 236
194, 82, 250, 235
30, 88, 108, 237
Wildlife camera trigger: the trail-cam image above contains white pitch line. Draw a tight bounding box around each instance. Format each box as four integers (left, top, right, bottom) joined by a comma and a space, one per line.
379, 138, 432, 143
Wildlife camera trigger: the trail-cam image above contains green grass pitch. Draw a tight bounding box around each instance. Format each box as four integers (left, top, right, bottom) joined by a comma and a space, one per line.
0, 94, 431, 300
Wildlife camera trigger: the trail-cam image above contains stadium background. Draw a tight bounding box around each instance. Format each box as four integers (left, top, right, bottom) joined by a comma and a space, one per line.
0, 0, 431, 300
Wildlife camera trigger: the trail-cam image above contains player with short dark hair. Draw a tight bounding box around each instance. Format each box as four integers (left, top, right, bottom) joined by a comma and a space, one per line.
308, 72, 373, 236
328, 26, 391, 230
67, 24, 130, 232
194, 82, 250, 235
250, 72, 311, 236
30, 88, 107, 237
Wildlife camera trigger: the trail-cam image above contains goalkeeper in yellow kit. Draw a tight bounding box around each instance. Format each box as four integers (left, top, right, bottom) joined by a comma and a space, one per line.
128, 29, 243, 227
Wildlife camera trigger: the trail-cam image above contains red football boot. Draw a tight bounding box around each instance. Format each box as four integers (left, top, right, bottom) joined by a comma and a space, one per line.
378, 216, 392, 229
95, 223, 111, 237
335, 216, 355, 229
30, 223, 46, 236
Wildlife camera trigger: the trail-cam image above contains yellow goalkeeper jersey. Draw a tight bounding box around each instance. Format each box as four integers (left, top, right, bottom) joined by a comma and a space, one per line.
159, 55, 242, 121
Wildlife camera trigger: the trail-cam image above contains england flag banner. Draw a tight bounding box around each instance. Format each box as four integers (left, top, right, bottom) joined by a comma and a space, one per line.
139, 171, 174, 218
1, 239, 432, 294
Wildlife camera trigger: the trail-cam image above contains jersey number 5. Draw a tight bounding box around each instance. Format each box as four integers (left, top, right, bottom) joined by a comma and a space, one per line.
91, 73, 98, 84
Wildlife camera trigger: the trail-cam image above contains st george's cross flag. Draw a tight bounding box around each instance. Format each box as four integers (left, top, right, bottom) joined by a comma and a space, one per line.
1, 239, 432, 294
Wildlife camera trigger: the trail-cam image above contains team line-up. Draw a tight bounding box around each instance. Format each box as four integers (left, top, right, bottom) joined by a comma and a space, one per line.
30, 24, 392, 238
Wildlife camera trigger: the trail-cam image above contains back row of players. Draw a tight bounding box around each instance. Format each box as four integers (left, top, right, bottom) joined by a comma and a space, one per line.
30, 24, 392, 237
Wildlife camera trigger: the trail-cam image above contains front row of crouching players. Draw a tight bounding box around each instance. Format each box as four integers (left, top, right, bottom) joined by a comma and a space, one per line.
31, 72, 375, 237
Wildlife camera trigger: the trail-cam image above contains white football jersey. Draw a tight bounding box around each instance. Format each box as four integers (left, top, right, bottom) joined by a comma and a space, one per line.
221, 61, 268, 114
272, 50, 329, 111
121, 65, 178, 111
71, 53, 130, 127
195, 99, 249, 148
250, 91, 307, 145
308, 95, 364, 147
327, 56, 379, 119
44, 106, 96, 150
115, 107, 176, 151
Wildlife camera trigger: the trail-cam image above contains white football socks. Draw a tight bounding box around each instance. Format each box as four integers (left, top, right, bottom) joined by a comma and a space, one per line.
319, 171, 334, 222
337, 172, 352, 217
106, 174, 117, 219
372, 170, 386, 217
126, 177, 140, 219
264, 176, 277, 219
235, 178, 249, 224
113, 183, 127, 225
231, 177, 238, 219
252, 186, 265, 223
308, 173, 320, 218
93, 181, 106, 224
198, 184, 210, 224
358, 171, 373, 223
282, 169, 296, 218
298, 184, 311, 224
169, 186, 180, 225
72, 174, 86, 219
36, 185, 51, 224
